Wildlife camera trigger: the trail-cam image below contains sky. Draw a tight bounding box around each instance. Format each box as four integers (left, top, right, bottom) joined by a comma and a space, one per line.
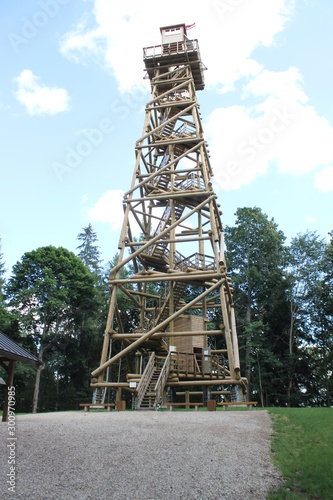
1, 0, 332, 278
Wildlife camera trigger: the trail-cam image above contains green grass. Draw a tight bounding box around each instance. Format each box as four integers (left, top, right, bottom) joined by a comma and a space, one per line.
268, 407, 333, 499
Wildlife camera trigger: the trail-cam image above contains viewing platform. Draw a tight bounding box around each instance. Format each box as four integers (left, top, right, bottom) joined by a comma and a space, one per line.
143, 24, 206, 90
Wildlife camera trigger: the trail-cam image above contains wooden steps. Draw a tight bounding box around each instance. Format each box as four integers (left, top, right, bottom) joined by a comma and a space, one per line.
138, 368, 161, 409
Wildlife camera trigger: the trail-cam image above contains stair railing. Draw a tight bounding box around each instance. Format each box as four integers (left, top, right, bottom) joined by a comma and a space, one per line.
136, 352, 156, 408
92, 387, 105, 404
154, 351, 171, 408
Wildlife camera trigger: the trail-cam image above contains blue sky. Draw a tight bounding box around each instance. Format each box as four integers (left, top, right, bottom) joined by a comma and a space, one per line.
1, 0, 332, 278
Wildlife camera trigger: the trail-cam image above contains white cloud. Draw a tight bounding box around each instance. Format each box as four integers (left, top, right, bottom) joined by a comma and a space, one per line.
243, 67, 308, 105
59, 19, 105, 65
205, 68, 333, 190
14, 70, 70, 116
88, 190, 124, 231
59, 0, 333, 193
59, 0, 294, 92
314, 167, 333, 192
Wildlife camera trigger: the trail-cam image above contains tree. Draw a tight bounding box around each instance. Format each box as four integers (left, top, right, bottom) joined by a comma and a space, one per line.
225, 207, 290, 404
76, 224, 102, 275
0, 236, 17, 336
0, 236, 6, 296
6, 246, 96, 412
286, 231, 327, 405
286, 231, 333, 406
312, 231, 333, 406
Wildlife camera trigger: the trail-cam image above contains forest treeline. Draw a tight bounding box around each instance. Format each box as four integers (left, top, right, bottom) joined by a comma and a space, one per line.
0, 207, 332, 412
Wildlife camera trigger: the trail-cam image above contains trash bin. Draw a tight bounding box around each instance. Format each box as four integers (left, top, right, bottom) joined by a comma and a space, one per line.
116, 401, 126, 411
207, 400, 216, 411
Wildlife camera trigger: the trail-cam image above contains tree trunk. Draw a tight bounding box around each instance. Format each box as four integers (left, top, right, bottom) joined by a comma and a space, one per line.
32, 346, 44, 414
322, 338, 331, 407
287, 302, 296, 407
245, 277, 252, 402
257, 351, 264, 407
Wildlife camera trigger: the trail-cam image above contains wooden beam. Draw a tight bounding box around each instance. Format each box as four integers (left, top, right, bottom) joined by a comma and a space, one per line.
124, 235, 211, 246
110, 273, 221, 284
124, 190, 213, 203
90, 382, 129, 388
109, 194, 216, 277
110, 330, 223, 339
126, 143, 203, 198
167, 379, 245, 387
91, 280, 222, 377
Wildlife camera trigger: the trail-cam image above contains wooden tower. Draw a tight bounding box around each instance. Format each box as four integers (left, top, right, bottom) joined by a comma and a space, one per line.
91, 24, 247, 408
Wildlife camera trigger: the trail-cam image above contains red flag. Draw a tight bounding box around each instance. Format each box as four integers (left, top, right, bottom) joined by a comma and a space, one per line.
186, 22, 196, 30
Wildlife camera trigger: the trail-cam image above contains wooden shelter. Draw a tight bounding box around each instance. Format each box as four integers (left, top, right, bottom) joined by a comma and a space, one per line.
0, 331, 44, 421
90, 24, 247, 409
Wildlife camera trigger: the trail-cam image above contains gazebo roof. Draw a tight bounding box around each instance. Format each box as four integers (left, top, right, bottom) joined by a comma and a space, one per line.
0, 331, 43, 368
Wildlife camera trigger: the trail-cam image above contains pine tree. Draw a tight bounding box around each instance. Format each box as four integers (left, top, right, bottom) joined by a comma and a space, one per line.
0, 236, 6, 295
76, 224, 102, 275
285, 231, 332, 405
225, 207, 290, 405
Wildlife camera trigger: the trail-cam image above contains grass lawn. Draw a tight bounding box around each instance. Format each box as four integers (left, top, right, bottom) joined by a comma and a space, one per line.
268, 407, 333, 499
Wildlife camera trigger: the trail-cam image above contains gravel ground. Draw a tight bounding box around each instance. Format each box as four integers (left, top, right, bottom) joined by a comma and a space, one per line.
1, 410, 281, 499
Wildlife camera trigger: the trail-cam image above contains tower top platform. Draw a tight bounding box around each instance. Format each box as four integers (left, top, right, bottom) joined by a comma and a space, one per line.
143, 24, 206, 91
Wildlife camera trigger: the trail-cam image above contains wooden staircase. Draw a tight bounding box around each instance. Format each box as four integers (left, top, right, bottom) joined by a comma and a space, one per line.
151, 203, 185, 258
136, 352, 171, 410
138, 367, 161, 410
156, 281, 187, 325
92, 387, 106, 404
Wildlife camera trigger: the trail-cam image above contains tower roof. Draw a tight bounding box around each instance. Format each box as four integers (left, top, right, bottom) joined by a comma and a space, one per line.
143, 25, 206, 91
159, 23, 187, 34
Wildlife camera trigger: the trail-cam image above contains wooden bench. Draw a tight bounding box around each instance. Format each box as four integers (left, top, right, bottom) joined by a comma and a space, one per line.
166, 403, 203, 412
217, 401, 258, 411
79, 403, 115, 412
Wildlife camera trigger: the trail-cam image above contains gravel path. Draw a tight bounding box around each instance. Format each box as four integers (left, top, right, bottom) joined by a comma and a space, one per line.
1, 410, 281, 499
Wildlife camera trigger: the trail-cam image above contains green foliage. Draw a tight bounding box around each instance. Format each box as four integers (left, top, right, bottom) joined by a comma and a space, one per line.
5, 246, 100, 411
287, 231, 333, 407
0, 235, 5, 295
225, 207, 290, 404
268, 408, 333, 499
76, 223, 102, 275
6, 246, 95, 341
1, 213, 332, 413
0, 236, 21, 339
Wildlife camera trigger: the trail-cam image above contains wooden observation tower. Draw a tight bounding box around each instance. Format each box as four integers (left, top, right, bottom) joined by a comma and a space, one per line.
91, 24, 247, 409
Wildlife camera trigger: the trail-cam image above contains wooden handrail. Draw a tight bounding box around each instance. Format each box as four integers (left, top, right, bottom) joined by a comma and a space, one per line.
154, 352, 171, 408
136, 352, 155, 407
170, 352, 226, 378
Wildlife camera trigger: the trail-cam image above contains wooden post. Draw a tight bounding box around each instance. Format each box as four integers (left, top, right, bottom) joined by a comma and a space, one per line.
185, 390, 190, 409
116, 387, 122, 402
162, 389, 167, 406
231, 306, 240, 378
